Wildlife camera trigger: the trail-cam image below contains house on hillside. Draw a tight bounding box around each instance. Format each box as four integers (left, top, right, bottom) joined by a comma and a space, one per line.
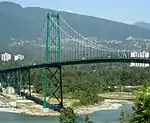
14, 54, 24, 61
1, 53, 12, 61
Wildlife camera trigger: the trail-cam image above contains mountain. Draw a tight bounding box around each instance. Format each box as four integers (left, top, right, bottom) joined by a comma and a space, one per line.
134, 21, 150, 30
1, 1, 150, 45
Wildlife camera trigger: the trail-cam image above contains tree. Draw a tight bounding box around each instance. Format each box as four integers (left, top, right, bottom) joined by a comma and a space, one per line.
60, 107, 94, 123
121, 83, 150, 123
85, 115, 94, 123
119, 109, 130, 123
60, 107, 77, 123
128, 84, 150, 123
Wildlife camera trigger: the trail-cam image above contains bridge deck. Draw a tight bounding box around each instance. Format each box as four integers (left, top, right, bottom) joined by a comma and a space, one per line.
0, 58, 150, 73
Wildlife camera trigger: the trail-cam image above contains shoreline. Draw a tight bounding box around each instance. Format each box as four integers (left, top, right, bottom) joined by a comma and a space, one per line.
0, 99, 133, 116
75, 99, 133, 114
0, 108, 23, 113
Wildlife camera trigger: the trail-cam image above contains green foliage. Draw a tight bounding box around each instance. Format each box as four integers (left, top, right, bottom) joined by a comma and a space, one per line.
60, 107, 94, 123
119, 83, 150, 123
84, 115, 94, 123
31, 70, 43, 94
119, 109, 130, 123
119, 109, 125, 123
1, 61, 150, 107
60, 107, 77, 123
79, 91, 98, 105
126, 84, 150, 123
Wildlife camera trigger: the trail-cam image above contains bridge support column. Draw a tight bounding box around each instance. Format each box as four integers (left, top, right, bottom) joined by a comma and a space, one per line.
4, 73, 8, 88
8, 72, 13, 87
16, 70, 22, 97
59, 66, 63, 108
28, 69, 31, 96
21, 70, 27, 94
14, 71, 19, 95
43, 65, 63, 111
0, 73, 3, 88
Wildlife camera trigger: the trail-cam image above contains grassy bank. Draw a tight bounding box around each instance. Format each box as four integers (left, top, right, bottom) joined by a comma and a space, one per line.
99, 92, 134, 101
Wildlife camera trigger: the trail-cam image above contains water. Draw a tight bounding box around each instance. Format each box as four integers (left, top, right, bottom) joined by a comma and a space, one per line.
0, 112, 59, 123
0, 104, 132, 123
91, 104, 132, 123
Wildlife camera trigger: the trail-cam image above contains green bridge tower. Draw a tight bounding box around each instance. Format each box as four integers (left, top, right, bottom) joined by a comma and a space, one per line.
43, 13, 62, 110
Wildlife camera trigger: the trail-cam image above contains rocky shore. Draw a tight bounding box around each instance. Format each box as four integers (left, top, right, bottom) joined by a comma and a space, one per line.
0, 92, 133, 117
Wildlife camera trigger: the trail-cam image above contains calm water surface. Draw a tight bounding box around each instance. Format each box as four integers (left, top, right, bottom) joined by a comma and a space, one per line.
0, 104, 132, 123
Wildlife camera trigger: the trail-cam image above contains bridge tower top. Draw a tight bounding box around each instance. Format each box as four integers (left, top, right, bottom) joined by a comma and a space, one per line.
45, 13, 60, 64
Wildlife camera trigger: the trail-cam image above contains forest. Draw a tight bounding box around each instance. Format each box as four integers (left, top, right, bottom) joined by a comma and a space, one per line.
1, 61, 150, 106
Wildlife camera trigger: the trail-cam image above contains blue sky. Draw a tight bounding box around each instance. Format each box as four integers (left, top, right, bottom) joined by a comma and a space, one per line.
0, 0, 150, 24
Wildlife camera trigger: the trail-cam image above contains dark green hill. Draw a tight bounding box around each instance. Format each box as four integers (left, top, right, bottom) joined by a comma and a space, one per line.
1, 1, 150, 44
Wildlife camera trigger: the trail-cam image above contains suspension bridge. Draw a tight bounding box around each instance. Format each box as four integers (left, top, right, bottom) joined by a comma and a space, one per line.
0, 13, 150, 112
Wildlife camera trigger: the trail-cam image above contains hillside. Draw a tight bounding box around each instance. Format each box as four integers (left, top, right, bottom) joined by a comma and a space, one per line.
1, 1, 150, 45
134, 21, 150, 30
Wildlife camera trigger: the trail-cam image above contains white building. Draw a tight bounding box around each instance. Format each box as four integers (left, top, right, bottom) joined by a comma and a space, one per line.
126, 36, 134, 41
6, 87, 15, 94
14, 54, 24, 61
130, 51, 149, 58
1, 53, 12, 61
130, 51, 149, 67
130, 63, 149, 67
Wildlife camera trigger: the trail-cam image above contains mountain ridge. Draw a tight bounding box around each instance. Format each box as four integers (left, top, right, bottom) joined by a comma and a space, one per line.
1, 1, 150, 44
134, 21, 150, 30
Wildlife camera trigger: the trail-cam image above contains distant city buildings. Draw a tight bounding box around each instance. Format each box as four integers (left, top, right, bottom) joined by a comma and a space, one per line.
130, 51, 149, 67
0, 53, 25, 62
130, 51, 149, 58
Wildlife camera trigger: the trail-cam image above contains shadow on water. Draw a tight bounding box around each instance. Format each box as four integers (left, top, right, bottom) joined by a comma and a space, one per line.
0, 104, 132, 123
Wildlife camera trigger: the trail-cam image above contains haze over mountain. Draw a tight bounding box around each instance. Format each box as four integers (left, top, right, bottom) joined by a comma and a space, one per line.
1, 1, 150, 45
134, 21, 150, 30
